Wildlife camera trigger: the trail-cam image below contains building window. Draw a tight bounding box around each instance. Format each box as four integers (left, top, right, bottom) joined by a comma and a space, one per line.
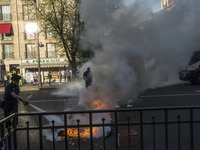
47, 43, 56, 58
46, 26, 54, 39
23, 5, 35, 21
26, 44, 35, 58
2, 34, 12, 40
24, 23, 36, 40
0, 5, 11, 21
46, 31, 54, 39
25, 32, 35, 40
3, 44, 13, 59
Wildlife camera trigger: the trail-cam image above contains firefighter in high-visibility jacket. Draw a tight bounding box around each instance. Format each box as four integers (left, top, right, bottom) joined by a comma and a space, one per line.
17, 73, 23, 86
8, 73, 12, 83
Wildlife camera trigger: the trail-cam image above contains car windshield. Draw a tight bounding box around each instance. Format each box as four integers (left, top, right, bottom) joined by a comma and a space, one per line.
189, 51, 200, 65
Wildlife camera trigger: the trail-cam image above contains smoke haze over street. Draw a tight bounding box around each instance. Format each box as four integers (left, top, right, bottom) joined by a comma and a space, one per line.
77, 0, 200, 105
52, 0, 200, 110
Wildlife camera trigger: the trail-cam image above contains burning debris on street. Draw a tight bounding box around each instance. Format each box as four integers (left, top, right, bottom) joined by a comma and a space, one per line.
30, 98, 113, 142
57, 126, 112, 141
60, 98, 113, 140
58, 128, 90, 141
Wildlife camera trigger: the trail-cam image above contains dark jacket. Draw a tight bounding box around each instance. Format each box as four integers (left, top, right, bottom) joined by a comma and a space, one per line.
4, 82, 20, 104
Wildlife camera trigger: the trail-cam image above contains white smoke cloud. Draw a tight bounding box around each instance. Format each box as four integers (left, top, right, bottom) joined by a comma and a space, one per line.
51, 61, 93, 98
42, 0, 200, 139
51, 82, 84, 97
78, 0, 200, 105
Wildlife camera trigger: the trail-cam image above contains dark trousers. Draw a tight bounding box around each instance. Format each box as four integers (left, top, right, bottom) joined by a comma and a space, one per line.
49, 78, 51, 85
85, 80, 92, 88
3, 102, 18, 128
67, 76, 71, 82
4, 80, 7, 86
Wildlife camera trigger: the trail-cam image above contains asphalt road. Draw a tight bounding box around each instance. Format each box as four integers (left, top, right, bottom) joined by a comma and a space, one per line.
136, 83, 200, 107
27, 83, 200, 111
0, 82, 199, 113
9, 82, 200, 113
1, 82, 200, 150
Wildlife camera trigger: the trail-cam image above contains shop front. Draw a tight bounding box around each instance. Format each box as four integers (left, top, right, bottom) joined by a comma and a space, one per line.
19, 58, 69, 83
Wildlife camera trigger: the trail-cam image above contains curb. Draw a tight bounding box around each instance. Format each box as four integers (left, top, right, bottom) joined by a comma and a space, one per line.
0, 84, 59, 92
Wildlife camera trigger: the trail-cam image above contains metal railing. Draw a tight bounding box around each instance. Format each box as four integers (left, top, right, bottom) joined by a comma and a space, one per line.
1, 106, 200, 150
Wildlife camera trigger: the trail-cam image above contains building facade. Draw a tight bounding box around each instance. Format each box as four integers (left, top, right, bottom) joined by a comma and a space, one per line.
0, 0, 69, 83
161, 0, 175, 9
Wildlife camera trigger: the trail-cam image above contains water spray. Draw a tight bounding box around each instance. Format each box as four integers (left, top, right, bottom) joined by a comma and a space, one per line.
29, 103, 64, 141
29, 103, 63, 124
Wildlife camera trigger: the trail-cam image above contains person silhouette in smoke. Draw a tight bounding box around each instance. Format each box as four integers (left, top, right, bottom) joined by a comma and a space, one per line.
83, 67, 93, 88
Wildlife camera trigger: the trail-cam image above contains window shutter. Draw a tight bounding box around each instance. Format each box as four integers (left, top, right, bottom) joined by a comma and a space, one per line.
24, 32, 26, 40
2, 47, 4, 59
0, 6, 2, 20
46, 46, 48, 58
24, 50, 27, 59
25, 45, 27, 59
34, 50, 36, 58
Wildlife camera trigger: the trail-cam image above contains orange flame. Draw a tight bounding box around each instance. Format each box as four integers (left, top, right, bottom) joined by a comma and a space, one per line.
58, 99, 110, 140
58, 127, 102, 140
91, 98, 111, 110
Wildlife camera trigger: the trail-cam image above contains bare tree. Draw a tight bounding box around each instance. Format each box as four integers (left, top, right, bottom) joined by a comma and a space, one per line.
27, 0, 84, 80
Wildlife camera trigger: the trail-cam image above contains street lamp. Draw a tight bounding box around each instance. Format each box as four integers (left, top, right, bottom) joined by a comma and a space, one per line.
25, 0, 42, 87
34, 0, 42, 87
25, 0, 44, 87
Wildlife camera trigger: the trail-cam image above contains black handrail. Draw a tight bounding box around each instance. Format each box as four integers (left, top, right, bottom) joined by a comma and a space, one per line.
0, 105, 200, 150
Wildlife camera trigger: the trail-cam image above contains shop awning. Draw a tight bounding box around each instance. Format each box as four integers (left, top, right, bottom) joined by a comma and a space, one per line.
17, 63, 68, 69
0, 24, 13, 35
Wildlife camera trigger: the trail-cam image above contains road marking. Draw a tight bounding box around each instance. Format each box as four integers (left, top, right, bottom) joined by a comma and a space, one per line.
138, 93, 200, 98
29, 99, 78, 103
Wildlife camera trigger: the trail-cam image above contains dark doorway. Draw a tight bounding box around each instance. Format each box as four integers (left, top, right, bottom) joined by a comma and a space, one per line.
10, 64, 20, 74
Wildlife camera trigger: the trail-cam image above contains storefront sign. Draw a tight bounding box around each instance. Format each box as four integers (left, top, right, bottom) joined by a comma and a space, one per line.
22, 58, 68, 64
22, 57, 93, 65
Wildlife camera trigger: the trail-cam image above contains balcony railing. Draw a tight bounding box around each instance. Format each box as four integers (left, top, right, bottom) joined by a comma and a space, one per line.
0, 105, 200, 150
0, 14, 11, 21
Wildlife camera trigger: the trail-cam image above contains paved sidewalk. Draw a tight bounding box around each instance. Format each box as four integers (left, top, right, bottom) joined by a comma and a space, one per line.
0, 82, 61, 92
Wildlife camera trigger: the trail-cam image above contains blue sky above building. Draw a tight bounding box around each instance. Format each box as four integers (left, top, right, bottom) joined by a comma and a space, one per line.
123, 0, 161, 12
